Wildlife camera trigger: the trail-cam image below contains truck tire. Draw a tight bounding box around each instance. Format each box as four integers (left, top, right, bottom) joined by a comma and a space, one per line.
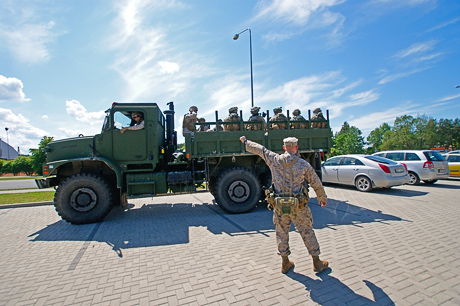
214, 167, 261, 213
54, 173, 113, 224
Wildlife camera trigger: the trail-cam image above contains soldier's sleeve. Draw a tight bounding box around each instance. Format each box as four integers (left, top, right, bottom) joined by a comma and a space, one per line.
245, 140, 278, 167
303, 162, 327, 202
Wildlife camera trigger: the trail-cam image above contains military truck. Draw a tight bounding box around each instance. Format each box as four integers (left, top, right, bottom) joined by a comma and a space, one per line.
36, 102, 332, 224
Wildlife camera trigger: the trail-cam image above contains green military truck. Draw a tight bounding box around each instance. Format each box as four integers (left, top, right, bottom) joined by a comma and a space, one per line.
36, 102, 332, 224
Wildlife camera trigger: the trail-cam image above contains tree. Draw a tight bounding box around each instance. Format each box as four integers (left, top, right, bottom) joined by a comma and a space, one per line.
331, 122, 365, 156
366, 123, 391, 154
29, 136, 54, 176
12, 156, 34, 176
1, 160, 13, 176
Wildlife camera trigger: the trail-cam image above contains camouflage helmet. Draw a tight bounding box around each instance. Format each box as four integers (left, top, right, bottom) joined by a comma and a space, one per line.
198, 117, 206, 122
189, 106, 198, 112
273, 106, 283, 114
293, 109, 301, 116
250, 106, 260, 114
229, 106, 238, 113
313, 107, 322, 114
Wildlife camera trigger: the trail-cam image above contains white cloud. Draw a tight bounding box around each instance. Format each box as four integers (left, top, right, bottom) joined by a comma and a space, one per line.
65, 100, 106, 125
378, 68, 427, 85
436, 93, 460, 103
0, 107, 48, 152
58, 128, 88, 138
0, 75, 31, 102
158, 61, 180, 74
394, 41, 436, 59
0, 21, 59, 63
42, 115, 49, 119
427, 17, 460, 32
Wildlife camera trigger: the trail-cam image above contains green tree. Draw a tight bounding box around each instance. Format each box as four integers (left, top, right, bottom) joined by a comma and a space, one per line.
29, 136, 54, 176
331, 122, 365, 156
1, 160, 13, 176
0, 159, 4, 175
366, 122, 391, 154
12, 156, 34, 176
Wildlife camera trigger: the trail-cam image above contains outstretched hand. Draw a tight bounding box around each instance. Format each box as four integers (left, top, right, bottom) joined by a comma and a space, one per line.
239, 136, 247, 143
319, 201, 327, 208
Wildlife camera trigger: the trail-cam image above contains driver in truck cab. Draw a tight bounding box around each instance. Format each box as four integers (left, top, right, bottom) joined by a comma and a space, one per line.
121, 112, 144, 133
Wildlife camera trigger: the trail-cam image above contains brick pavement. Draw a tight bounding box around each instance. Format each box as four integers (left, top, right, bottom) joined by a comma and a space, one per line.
1, 179, 460, 305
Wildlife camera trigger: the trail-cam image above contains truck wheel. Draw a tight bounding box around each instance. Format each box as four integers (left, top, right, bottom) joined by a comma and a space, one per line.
214, 167, 261, 213
54, 173, 113, 224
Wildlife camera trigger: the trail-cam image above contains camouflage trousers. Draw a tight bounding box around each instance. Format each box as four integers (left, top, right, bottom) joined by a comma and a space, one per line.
273, 204, 320, 257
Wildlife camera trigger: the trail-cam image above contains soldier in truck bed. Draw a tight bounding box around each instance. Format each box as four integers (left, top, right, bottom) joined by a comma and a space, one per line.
224, 107, 241, 131
239, 135, 329, 274
182, 106, 198, 136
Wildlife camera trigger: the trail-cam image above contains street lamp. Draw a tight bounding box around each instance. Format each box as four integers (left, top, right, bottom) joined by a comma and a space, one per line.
233, 28, 254, 107
5, 127, 9, 160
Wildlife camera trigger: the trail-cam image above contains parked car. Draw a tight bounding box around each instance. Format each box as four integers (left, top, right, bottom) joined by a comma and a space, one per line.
321, 154, 409, 192
372, 150, 449, 185
442, 153, 460, 177
446, 150, 460, 155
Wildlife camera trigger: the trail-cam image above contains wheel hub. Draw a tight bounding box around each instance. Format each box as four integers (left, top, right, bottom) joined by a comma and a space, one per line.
228, 181, 250, 203
70, 188, 98, 212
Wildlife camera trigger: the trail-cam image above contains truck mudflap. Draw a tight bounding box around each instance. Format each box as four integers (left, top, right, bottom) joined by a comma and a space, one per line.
35, 177, 59, 189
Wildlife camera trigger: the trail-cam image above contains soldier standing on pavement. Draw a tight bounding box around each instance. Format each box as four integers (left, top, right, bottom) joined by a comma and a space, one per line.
239, 135, 329, 274
245, 106, 265, 131
182, 106, 198, 136
290, 109, 308, 129
224, 107, 241, 131
269, 107, 288, 130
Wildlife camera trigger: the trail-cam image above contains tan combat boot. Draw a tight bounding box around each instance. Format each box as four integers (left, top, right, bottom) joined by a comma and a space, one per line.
281, 255, 294, 274
312, 255, 328, 273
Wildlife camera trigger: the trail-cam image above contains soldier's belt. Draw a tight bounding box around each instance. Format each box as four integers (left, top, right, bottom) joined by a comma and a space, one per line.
274, 197, 299, 215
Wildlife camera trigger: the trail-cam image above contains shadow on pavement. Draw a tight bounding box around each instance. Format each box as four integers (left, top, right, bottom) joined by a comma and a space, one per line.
287, 269, 395, 305
28, 197, 406, 255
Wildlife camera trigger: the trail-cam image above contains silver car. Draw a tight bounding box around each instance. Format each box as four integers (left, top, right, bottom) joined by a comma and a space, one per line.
321, 154, 409, 192
373, 150, 449, 185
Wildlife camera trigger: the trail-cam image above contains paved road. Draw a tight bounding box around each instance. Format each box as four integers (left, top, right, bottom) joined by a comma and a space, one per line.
0, 178, 39, 190
1, 179, 460, 305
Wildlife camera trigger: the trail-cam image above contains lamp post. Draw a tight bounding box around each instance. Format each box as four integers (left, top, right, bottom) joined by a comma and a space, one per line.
5, 127, 9, 160
233, 28, 254, 107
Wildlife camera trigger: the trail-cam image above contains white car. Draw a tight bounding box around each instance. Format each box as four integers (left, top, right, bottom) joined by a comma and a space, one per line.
373, 150, 449, 185
322, 154, 409, 192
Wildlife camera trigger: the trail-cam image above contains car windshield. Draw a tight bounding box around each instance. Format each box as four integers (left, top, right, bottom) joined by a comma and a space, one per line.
423, 151, 445, 161
365, 155, 397, 165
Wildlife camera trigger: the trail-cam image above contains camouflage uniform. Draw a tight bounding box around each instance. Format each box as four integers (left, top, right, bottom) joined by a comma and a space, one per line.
196, 118, 210, 132
245, 106, 265, 131
269, 107, 287, 130
290, 109, 308, 129
224, 107, 241, 131
207, 119, 223, 132
311, 108, 327, 129
182, 106, 198, 136
244, 138, 327, 257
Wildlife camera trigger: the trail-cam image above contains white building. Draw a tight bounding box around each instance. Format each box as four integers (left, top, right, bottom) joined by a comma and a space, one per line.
0, 139, 19, 160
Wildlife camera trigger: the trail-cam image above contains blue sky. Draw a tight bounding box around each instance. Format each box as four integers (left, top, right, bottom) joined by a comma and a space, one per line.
1, 0, 459, 153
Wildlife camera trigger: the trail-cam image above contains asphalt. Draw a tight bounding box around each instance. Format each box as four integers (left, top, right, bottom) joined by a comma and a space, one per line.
1, 180, 460, 305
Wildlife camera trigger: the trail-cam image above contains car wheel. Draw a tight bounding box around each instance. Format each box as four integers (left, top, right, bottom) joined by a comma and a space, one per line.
355, 176, 373, 192
423, 180, 438, 184
54, 173, 113, 224
214, 167, 261, 213
407, 172, 420, 185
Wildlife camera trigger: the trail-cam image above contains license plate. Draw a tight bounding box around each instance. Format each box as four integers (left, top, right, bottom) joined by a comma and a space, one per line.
438, 169, 447, 173
395, 168, 404, 173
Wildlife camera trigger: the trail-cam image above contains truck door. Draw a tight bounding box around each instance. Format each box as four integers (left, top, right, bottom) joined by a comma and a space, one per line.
112, 111, 147, 161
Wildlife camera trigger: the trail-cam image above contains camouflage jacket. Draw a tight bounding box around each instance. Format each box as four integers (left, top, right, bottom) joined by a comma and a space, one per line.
245, 140, 327, 202
183, 112, 198, 131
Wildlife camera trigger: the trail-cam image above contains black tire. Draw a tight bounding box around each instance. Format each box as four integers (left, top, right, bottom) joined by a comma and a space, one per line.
355, 176, 373, 192
208, 178, 216, 195
214, 167, 261, 213
423, 180, 438, 184
408, 172, 420, 185
54, 173, 113, 224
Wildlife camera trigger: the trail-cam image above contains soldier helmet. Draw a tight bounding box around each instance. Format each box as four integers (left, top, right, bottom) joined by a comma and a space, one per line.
313, 107, 322, 114
273, 106, 283, 114
229, 106, 238, 113
198, 117, 206, 122
283, 137, 298, 147
293, 109, 301, 115
250, 106, 260, 114
189, 106, 198, 112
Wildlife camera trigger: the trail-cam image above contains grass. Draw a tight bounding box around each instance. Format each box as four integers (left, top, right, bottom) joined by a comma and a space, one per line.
0, 191, 55, 205
0, 176, 43, 181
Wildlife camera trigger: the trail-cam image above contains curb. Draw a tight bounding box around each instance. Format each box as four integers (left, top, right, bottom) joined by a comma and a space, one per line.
0, 201, 54, 209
